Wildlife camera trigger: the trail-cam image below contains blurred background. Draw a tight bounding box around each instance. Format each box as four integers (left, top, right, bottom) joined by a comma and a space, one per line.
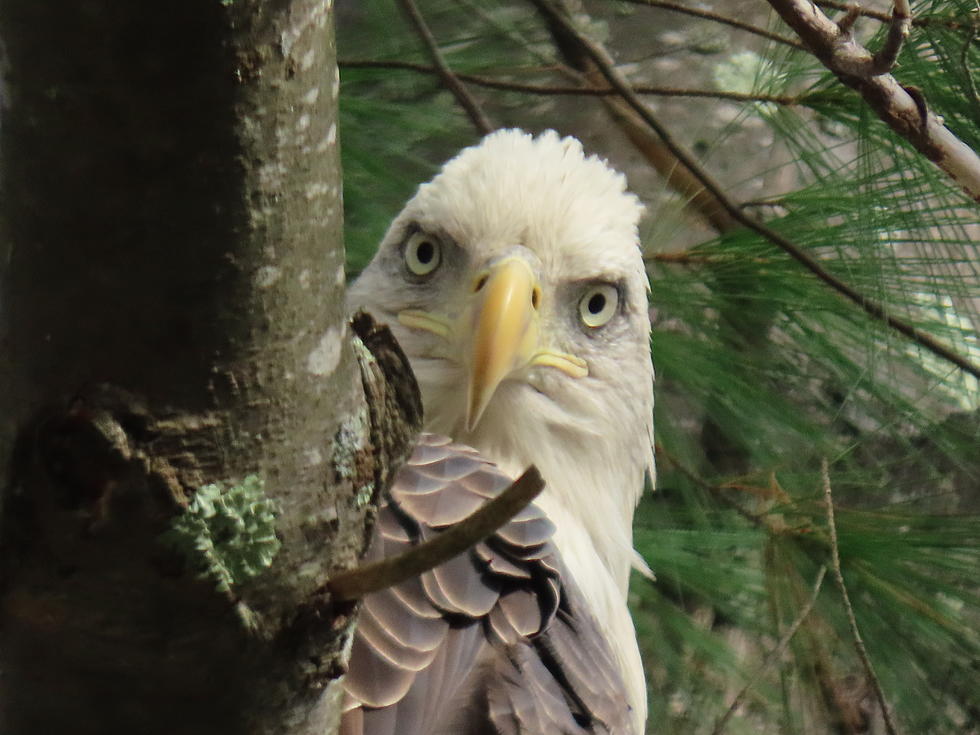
335, 1, 980, 732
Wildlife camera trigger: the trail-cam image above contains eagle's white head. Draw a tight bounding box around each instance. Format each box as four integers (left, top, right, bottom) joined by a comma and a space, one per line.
349, 129, 654, 728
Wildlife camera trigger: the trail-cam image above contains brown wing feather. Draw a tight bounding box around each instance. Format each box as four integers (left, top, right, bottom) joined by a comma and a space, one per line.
342, 433, 638, 735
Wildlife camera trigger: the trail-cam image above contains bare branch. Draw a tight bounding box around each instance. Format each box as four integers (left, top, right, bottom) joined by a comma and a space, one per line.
619, 0, 804, 49
765, 0, 980, 203
396, 0, 494, 135
822, 459, 901, 735
339, 59, 802, 105
327, 466, 545, 601
529, 0, 980, 380
712, 566, 828, 735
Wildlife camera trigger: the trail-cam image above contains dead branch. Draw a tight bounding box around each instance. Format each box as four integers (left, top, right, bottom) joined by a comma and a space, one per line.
830, 0, 909, 76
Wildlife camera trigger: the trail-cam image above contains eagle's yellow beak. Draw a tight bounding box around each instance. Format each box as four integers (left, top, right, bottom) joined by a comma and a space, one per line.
466, 257, 586, 431
467, 258, 538, 431
397, 255, 588, 432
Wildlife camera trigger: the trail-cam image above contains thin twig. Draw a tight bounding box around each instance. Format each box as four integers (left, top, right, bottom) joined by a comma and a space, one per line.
619, 0, 804, 49
339, 59, 803, 105
530, 0, 980, 380
327, 466, 545, 601
395, 0, 494, 135
821, 459, 901, 735
712, 566, 828, 734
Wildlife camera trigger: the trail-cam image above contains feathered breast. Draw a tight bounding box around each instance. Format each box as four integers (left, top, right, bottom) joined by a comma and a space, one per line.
341, 433, 637, 735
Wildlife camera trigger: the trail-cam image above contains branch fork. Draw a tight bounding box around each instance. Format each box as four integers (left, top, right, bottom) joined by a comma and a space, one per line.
766, 0, 980, 202
830, 0, 911, 77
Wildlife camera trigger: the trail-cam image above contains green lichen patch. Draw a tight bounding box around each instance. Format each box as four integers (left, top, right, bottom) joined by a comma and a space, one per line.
160, 474, 281, 594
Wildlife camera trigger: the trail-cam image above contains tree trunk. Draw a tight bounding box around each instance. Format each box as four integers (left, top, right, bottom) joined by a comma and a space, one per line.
0, 2, 416, 733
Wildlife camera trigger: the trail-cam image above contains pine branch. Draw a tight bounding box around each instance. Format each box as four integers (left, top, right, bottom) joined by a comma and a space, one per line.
765, 0, 980, 203
528, 0, 980, 381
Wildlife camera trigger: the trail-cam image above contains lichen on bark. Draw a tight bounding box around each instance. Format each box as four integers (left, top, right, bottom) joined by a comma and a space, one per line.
161, 474, 282, 594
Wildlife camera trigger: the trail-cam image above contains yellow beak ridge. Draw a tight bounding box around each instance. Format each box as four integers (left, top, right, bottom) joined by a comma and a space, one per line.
467, 258, 539, 431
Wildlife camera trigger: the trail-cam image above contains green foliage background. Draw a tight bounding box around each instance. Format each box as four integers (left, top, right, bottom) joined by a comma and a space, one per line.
337, 1, 980, 731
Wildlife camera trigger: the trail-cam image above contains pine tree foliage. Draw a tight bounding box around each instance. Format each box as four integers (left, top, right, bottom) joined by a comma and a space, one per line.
336, 0, 980, 731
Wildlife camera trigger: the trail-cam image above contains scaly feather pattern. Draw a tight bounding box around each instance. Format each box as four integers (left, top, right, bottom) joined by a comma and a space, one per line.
341, 434, 636, 735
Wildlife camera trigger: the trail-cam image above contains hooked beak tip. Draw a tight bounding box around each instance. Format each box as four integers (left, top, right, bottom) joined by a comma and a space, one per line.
464, 257, 538, 432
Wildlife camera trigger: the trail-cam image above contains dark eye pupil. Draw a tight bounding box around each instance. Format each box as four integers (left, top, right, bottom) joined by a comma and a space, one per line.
416, 241, 434, 264
588, 293, 606, 314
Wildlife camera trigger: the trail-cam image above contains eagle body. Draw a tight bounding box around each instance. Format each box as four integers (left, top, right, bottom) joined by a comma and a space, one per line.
346, 130, 654, 734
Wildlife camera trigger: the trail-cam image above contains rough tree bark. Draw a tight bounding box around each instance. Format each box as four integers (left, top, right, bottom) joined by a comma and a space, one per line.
0, 2, 418, 734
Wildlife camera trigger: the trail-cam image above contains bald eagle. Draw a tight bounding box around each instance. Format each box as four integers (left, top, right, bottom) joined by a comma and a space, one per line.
344, 129, 654, 734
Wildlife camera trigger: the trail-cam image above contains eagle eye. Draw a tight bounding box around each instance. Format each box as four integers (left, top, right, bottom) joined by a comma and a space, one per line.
404, 231, 441, 276
578, 284, 619, 328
